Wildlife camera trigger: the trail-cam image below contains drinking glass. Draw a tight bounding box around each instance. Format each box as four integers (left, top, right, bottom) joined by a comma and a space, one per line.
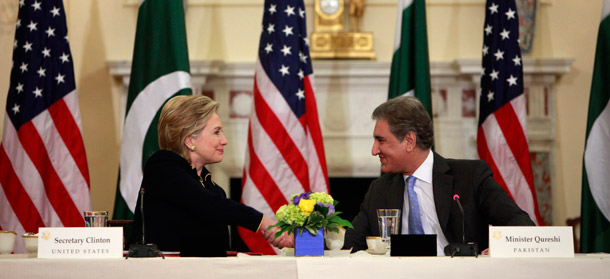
84, 211, 108, 227
377, 209, 401, 254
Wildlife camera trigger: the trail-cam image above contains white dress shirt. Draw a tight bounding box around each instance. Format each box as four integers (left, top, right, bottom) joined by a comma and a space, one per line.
401, 150, 449, 256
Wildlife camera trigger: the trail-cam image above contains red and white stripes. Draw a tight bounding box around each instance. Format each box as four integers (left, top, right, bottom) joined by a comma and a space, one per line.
0, 91, 91, 252
477, 95, 542, 225
239, 60, 329, 254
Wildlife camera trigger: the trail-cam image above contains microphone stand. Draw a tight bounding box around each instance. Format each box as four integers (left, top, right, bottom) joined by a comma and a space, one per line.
126, 188, 164, 259
444, 195, 478, 257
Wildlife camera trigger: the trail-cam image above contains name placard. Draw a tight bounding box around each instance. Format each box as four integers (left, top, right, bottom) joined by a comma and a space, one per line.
489, 226, 574, 258
38, 227, 123, 259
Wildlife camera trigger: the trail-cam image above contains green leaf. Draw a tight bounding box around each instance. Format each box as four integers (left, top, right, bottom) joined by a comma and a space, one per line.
326, 215, 353, 229
306, 227, 318, 235
325, 223, 340, 233
307, 212, 325, 228
273, 223, 296, 238
315, 204, 329, 216
336, 219, 354, 228
267, 223, 281, 230
326, 212, 340, 219
275, 226, 290, 238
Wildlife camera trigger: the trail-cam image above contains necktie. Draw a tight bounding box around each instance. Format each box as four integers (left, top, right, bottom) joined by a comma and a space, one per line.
406, 176, 424, 234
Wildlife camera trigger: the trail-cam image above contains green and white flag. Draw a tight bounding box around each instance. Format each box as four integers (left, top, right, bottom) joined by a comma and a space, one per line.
113, 0, 192, 219
581, 0, 610, 253
388, 0, 432, 116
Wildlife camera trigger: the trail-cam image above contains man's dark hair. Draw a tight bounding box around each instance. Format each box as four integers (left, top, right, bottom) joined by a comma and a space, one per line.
372, 96, 434, 150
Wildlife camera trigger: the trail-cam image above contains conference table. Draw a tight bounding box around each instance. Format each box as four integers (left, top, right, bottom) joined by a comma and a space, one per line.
1, 252, 609, 278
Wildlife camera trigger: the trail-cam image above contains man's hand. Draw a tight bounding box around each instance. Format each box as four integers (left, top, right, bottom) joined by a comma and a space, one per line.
273, 231, 294, 248
260, 216, 294, 248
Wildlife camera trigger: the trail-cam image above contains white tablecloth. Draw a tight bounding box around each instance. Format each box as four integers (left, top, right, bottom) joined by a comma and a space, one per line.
1, 253, 609, 279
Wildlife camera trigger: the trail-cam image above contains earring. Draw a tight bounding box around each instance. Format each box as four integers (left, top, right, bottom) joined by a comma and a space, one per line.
189, 146, 195, 151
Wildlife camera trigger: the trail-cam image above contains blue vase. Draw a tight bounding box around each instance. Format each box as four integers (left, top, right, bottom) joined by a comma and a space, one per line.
294, 228, 324, 256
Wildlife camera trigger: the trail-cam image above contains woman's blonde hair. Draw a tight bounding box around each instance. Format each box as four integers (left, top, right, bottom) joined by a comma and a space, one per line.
158, 95, 219, 162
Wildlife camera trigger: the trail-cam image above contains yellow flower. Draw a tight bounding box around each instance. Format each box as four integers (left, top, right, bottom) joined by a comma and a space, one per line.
298, 199, 316, 216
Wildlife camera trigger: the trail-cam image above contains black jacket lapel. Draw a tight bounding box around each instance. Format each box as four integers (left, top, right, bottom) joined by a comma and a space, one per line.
432, 152, 453, 237
386, 173, 405, 234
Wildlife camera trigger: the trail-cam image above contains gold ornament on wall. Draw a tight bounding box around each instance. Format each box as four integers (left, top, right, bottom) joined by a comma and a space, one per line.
311, 0, 375, 60
348, 0, 365, 32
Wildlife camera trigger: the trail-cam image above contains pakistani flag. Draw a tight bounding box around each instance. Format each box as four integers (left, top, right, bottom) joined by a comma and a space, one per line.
113, 0, 192, 219
388, 0, 432, 116
581, 0, 610, 253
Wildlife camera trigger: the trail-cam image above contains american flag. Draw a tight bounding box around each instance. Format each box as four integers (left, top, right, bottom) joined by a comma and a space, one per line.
0, 0, 90, 252
239, 0, 329, 254
477, 0, 542, 225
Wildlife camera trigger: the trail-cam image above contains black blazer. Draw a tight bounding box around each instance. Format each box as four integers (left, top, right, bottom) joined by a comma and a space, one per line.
344, 152, 534, 252
130, 150, 263, 257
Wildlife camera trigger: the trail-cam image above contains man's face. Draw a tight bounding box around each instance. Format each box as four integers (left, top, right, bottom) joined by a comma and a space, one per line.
371, 119, 410, 174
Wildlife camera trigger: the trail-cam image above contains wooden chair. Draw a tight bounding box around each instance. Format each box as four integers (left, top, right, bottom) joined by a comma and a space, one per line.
566, 217, 581, 253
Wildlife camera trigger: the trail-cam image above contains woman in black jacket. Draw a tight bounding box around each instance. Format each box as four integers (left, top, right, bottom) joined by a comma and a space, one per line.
130, 95, 291, 257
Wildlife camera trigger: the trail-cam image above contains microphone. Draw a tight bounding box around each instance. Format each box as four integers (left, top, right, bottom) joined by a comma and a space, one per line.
127, 187, 164, 259
443, 194, 478, 257
453, 194, 466, 244
139, 188, 146, 244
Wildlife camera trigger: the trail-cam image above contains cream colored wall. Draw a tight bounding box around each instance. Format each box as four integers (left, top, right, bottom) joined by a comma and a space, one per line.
534, 1, 602, 226
0, 0, 600, 225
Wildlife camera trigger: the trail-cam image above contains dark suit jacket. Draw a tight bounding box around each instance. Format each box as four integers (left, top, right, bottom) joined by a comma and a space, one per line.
130, 150, 263, 257
344, 152, 534, 252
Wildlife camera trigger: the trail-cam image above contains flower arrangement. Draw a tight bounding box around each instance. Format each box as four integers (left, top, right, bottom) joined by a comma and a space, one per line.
270, 192, 353, 237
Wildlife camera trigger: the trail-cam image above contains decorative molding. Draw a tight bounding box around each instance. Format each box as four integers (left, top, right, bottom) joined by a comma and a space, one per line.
425, 0, 553, 6
108, 58, 573, 81
107, 58, 572, 181
123, 0, 268, 7
122, 0, 554, 7
456, 58, 573, 76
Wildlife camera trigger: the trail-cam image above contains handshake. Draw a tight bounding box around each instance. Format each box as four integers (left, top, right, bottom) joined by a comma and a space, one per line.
260, 216, 294, 249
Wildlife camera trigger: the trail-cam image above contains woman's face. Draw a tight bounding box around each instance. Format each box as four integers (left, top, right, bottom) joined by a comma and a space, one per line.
186, 112, 228, 166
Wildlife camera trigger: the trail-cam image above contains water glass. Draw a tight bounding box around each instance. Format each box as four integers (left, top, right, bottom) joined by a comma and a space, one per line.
377, 209, 401, 254
84, 211, 108, 227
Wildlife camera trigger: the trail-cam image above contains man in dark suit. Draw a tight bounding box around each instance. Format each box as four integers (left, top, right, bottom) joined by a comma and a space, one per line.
344, 96, 534, 255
